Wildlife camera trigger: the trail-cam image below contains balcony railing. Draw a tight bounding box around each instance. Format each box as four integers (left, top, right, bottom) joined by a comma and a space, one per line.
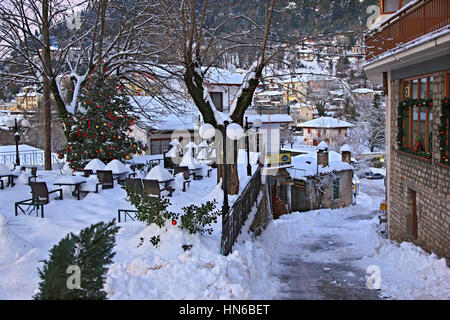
365, 0, 450, 61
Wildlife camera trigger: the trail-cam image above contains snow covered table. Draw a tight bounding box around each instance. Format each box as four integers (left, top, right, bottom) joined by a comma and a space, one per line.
53, 176, 87, 200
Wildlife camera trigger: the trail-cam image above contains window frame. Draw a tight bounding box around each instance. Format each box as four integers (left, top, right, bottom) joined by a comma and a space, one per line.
444, 71, 450, 163
209, 91, 224, 112
332, 177, 340, 200
401, 74, 433, 153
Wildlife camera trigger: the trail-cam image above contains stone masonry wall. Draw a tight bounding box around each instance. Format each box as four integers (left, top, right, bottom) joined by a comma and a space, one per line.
389, 71, 450, 262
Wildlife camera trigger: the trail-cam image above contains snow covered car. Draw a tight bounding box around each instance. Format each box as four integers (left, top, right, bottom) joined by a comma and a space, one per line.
366, 173, 384, 180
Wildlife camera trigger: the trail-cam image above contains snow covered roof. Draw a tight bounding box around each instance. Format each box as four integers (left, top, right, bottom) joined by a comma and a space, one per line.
287, 148, 354, 179
255, 90, 284, 96
246, 114, 293, 124
282, 72, 332, 83
130, 96, 199, 131
288, 151, 353, 179
340, 144, 352, 153
299, 117, 353, 128
204, 67, 244, 86
352, 88, 375, 94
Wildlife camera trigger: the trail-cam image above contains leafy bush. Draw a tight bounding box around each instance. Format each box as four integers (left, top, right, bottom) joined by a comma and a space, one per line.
179, 200, 220, 235
126, 191, 178, 228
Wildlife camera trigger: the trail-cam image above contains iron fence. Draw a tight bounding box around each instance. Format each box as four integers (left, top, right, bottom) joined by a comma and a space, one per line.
221, 167, 262, 255
0, 150, 60, 167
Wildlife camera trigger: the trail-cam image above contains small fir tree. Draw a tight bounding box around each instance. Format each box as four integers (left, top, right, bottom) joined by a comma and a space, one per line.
34, 220, 120, 300
58, 68, 145, 169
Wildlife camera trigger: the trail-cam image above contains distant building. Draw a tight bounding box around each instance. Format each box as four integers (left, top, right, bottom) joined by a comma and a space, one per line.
290, 102, 314, 125
351, 88, 377, 100
14, 86, 42, 111
269, 142, 354, 217
299, 116, 353, 146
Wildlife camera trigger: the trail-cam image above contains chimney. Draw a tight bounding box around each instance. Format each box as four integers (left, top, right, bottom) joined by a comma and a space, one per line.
340, 144, 352, 164
317, 141, 329, 167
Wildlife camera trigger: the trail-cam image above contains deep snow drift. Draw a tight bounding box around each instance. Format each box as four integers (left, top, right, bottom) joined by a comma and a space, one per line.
0, 165, 448, 300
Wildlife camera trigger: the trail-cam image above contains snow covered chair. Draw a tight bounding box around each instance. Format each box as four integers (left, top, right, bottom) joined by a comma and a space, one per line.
96, 170, 115, 189
143, 179, 173, 198
173, 166, 192, 192
15, 182, 63, 218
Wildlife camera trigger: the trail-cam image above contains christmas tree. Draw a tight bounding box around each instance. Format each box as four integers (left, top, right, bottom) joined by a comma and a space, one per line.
34, 220, 120, 300
58, 68, 145, 169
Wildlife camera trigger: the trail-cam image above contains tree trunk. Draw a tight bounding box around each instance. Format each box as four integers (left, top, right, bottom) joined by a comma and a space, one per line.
42, 0, 52, 170
43, 76, 52, 170
215, 134, 239, 195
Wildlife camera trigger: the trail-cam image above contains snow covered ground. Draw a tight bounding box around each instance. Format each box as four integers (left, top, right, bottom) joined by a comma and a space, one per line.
0, 162, 448, 300
0, 158, 276, 300
259, 178, 450, 300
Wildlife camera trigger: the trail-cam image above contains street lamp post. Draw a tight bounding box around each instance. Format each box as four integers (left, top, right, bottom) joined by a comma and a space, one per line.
7, 118, 30, 167
253, 117, 262, 154
245, 117, 251, 176
220, 120, 230, 256
222, 120, 229, 216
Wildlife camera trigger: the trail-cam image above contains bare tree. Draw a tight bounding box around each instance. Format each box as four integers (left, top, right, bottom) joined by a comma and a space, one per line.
0, 0, 176, 168
354, 94, 386, 153
280, 127, 296, 149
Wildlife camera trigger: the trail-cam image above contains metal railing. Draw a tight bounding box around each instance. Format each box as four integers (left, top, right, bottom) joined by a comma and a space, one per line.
365, 0, 450, 60
0, 150, 60, 167
221, 167, 262, 256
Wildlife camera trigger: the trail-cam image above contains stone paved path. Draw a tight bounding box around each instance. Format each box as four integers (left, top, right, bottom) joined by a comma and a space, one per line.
272, 179, 385, 300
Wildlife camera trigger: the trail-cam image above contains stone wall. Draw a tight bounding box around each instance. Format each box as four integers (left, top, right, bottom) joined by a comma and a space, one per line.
388, 70, 450, 262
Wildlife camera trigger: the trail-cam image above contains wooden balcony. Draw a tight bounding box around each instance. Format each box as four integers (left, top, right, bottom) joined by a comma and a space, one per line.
365, 0, 450, 61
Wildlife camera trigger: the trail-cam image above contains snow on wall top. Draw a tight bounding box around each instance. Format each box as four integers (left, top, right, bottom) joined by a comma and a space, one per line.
299, 117, 353, 128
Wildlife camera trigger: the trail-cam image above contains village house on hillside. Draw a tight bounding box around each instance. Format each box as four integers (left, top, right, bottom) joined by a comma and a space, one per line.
13, 86, 42, 111
364, 0, 450, 262
298, 116, 353, 146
